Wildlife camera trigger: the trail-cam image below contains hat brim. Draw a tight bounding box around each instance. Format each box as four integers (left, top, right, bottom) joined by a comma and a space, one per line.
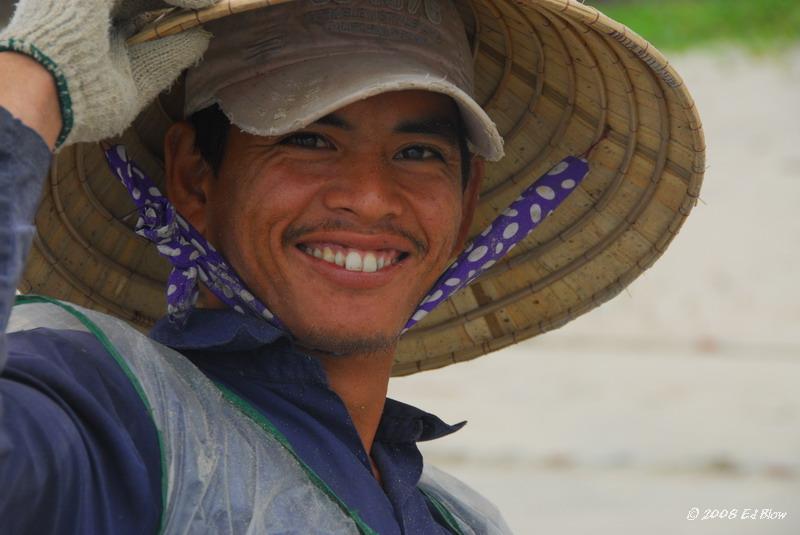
22, 0, 706, 376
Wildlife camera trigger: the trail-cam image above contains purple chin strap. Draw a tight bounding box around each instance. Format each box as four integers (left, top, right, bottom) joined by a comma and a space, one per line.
104, 145, 589, 333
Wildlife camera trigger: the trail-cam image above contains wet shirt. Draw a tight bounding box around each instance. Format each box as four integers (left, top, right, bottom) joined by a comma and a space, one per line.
0, 106, 463, 534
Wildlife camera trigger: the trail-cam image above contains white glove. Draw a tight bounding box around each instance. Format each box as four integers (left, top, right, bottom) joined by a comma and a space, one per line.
0, 0, 219, 147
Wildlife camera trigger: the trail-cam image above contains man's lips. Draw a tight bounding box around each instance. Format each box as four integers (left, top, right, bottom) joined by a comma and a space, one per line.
297, 242, 407, 273
289, 241, 408, 291
291, 230, 416, 273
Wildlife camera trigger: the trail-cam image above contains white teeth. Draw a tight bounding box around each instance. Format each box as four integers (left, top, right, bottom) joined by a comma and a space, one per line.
302, 245, 399, 272
363, 252, 377, 273
345, 251, 362, 271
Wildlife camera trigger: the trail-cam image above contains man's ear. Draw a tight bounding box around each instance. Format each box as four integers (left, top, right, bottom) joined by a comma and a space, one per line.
163, 121, 215, 236
453, 156, 485, 254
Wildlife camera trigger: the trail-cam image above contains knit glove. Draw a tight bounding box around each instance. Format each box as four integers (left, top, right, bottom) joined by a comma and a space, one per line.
0, 0, 218, 148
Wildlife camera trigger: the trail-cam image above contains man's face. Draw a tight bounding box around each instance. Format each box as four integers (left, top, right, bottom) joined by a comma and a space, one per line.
168, 90, 482, 356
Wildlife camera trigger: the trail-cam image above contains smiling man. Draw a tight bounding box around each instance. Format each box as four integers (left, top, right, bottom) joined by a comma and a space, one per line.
0, 0, 705, 533
177, 92, 480, 358
165, 90, 484, 489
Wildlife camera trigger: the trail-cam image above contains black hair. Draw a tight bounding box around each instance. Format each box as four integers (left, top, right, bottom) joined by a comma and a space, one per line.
190, 104, 473, 187
455, 111, 473, 189
190, 104, 231, 175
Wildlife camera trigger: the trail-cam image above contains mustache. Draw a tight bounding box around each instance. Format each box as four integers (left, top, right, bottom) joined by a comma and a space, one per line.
283, 220, 427, 256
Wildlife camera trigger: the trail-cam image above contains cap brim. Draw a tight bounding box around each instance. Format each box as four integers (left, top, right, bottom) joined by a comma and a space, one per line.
211, 52, 505, 161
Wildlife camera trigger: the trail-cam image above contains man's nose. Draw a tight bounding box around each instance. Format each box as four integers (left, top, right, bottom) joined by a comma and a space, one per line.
321, 153, 405, 223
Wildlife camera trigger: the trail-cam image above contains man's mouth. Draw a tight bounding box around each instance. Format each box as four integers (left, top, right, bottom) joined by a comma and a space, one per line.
297, 242, 408, 273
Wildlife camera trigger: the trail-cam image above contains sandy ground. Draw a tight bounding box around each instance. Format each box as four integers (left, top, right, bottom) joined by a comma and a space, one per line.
389, 46, 800, 534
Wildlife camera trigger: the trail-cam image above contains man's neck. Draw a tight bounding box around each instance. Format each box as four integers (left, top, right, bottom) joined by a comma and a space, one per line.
315, 349, 395, 480
196, 291, 396, 478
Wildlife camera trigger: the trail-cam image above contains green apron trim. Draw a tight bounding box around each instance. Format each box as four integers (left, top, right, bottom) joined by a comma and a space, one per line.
213, 382, 379, 535
13, 295, 170, 535
420, 487, 466, 535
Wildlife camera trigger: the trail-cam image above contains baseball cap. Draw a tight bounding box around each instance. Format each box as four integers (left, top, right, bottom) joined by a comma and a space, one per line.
184, 0, 505, 160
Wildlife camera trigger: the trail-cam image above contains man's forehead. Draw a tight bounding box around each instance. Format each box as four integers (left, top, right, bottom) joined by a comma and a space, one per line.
308, 91, 461, 141
311, 112, 460, 144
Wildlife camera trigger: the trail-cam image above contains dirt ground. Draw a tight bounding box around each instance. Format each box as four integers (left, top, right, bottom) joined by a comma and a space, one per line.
389, 46, 800, 534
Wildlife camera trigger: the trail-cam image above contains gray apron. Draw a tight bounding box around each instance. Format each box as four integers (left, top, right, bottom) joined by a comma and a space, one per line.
9, 296, 512, 535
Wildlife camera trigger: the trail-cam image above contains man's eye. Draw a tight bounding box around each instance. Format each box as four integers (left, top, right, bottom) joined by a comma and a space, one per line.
280, 133, 332, 149
395, 145, 444, 161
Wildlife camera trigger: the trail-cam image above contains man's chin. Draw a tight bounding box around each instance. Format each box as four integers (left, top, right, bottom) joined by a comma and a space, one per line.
295, 326, 401, 358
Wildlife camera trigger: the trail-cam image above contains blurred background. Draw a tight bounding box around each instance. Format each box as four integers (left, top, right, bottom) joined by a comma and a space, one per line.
390, 1, 800, 533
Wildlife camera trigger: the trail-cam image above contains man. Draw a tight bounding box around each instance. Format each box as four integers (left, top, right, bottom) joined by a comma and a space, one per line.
0, 0, 705, 533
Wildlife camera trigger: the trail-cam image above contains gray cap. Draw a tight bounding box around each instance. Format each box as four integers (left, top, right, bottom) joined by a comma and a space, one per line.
184, 0, 504, 160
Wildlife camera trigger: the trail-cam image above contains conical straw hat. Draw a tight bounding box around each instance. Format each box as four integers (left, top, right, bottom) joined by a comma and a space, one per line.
19, 0, 705, 375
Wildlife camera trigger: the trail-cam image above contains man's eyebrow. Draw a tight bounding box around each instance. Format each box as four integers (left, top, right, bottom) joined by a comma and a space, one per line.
310, 113, 353, 130
394, 116, 460, 144
309, 113, 460, 142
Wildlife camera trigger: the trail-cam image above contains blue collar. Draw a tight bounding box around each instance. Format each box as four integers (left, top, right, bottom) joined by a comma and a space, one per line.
378, 398, 465, 443
150, 308, 286, 352
149, 308, 464, 444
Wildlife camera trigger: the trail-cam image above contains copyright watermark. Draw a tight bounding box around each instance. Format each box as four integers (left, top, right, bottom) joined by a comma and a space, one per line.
686, 508, 789, 521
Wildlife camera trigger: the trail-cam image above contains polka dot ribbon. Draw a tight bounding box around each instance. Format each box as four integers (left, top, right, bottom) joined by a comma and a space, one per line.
402, 156, 590, 332
104, 145, 588, 332
104, 145, 280, 327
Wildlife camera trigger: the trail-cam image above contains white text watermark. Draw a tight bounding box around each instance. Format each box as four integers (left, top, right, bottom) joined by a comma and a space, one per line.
686, 508, 789, 521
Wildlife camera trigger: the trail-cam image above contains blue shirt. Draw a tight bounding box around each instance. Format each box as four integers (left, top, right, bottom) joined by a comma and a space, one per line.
0, 106, 464, 534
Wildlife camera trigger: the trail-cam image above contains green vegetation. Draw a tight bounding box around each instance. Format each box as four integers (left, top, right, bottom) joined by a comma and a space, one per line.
598, 0, 800, 51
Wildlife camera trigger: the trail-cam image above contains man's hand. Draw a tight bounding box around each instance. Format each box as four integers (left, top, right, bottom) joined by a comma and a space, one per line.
0, 0, 219, 149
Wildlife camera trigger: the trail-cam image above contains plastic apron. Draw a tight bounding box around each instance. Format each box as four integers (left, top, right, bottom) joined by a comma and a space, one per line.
8, 296, 513, 535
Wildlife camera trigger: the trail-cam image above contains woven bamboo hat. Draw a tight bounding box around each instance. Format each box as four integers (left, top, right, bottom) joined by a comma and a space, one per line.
18, 0, 705, 375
